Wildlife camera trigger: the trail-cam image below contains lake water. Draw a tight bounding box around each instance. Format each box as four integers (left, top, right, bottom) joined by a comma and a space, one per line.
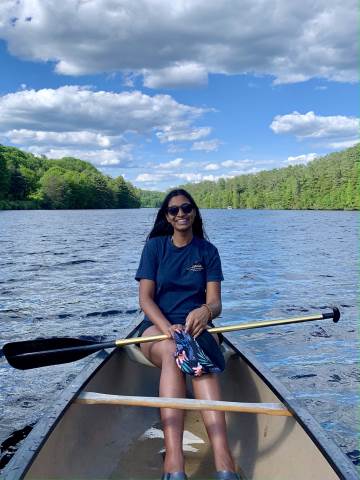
0, 209, 359, 472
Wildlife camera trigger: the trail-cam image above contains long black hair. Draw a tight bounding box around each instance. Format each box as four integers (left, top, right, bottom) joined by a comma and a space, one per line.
147, 188, 208, 240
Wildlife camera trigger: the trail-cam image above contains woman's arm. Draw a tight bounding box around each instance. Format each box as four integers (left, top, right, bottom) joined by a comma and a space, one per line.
139, 279, 179, 337
205, 280, 222, 319
185, 281, 222, 338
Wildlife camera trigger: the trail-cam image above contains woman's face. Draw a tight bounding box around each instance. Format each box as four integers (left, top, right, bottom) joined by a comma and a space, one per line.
165, 194, 196, 234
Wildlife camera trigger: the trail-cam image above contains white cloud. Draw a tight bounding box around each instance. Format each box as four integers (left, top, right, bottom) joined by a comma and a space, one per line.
0, 86, 213, 171
135, 170, 226, 185
156, 126, 211, 143
270, 111, 359, 148
204, 163, 220, 171
167, 144, 186, 154
134, 162, 263, 189
327, 140, 359, 149
174, 173, 205, 183
0, 1, 356, 86
286, 153, 318, 165
27, 146, 133, 167
0, 86, 204, 135
156, 158, 183, 169
143, 63, 208, 89
174, 172, 234, 183
191, 139, 220, 152
135, 173, 166, 183
221, 159, 252, 168
270, 111, 358, 138
5, 129, 112, 147
201, 174, 230, 182
122, 73, 137, 88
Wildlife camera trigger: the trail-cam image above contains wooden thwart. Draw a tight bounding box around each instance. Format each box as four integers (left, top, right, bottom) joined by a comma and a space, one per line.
75, 392, 292, 416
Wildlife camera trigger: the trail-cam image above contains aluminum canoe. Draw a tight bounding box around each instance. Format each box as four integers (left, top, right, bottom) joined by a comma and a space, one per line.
3, 325, 358, 480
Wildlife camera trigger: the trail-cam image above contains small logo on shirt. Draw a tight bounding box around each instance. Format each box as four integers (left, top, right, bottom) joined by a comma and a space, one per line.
187, 262, 204, 272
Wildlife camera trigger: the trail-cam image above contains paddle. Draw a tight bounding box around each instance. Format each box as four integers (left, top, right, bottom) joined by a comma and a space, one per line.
3, 307, 340, 370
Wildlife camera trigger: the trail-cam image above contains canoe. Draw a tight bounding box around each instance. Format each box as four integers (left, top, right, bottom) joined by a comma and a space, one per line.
3, 324, 357, 480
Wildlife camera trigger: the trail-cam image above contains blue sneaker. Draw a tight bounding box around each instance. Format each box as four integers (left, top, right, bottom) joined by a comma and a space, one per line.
161, 473, 188, 480
216, 471, 241, 480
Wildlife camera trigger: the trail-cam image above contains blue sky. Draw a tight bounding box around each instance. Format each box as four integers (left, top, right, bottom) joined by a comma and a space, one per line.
0, 1, 358, 191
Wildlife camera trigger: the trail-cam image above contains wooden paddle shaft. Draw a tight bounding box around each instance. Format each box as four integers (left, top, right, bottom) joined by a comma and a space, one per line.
75, 392, 292, 416
114, 312, 336, 347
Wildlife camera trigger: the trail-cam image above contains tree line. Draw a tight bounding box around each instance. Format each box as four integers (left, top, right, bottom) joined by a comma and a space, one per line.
0, 143, 358, 210
148, 144, 359, 210
0, 145, 140, 209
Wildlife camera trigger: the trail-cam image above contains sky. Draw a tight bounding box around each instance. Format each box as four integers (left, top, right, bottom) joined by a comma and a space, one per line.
0, 1, 358, 191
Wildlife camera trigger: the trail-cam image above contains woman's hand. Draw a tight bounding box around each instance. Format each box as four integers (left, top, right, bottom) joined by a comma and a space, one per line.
165, 324, 185, 339
185, 306, 210, 338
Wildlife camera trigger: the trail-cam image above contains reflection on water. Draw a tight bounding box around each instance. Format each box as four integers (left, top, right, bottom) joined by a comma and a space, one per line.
0, 209, 358, 470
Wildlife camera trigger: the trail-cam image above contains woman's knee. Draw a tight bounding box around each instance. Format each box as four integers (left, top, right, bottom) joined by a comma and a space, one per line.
141, 336, 176, 367
157, 339, 179, 369
160, 338, 176, 355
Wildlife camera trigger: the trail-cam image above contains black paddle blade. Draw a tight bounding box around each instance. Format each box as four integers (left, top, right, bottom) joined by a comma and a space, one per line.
322, 307, 340, 323
2, 337, 115, 370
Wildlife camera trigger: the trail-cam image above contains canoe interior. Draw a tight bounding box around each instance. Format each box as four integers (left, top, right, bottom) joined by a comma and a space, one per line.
22, 344, 342, 480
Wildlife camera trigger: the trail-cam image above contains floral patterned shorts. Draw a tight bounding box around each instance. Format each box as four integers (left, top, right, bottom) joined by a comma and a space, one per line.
173, 330, 225, 376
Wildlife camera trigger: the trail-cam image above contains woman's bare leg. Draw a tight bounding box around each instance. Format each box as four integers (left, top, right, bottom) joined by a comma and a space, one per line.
192, 374, 236, 472
141, 326, 186, 473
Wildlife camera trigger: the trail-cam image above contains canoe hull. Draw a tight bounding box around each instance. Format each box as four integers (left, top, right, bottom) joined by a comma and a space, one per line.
3, 333, 357, 480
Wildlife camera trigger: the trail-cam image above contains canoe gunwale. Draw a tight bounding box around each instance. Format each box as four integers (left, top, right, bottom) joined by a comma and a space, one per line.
222, 336, 358, 480
2, 325, 358, 480
1, 349, 113, 480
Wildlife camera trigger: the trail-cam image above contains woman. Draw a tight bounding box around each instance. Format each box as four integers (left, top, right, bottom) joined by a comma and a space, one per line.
135, 189, 239, 480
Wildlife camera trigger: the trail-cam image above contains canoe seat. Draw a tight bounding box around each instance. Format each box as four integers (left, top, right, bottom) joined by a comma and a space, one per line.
124, 343, 235, 368
124, 344, 157, 368
75, 392, 292, 416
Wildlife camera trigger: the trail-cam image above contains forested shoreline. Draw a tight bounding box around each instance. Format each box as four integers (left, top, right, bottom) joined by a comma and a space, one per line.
0, 145, 140, 209
0, 144, 358, 210
180, 144, 359, 210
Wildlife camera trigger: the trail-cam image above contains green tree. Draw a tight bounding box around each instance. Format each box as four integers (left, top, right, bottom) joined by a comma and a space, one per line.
0, 151, 10, 199
40, 167, 71, 208
113, 176, 128, 207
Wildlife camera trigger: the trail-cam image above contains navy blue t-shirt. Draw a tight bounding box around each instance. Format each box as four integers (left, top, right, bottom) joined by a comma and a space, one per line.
135, 235, 223, 325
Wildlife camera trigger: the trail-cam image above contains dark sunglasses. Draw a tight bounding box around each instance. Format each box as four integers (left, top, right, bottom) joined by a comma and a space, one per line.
166, 203, 194, 216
